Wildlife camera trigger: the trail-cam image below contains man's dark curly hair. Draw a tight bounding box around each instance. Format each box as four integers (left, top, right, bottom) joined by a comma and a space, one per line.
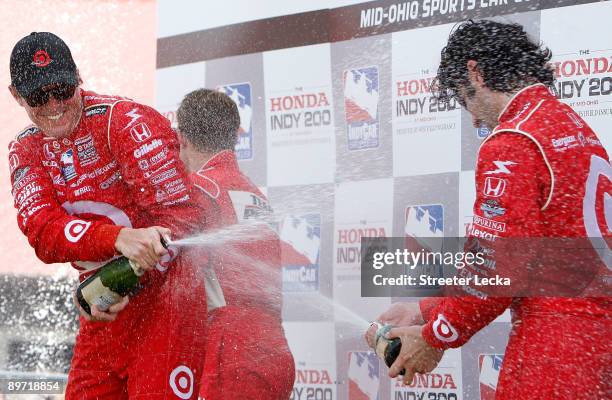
177, 88, 239, 152
432, 20, 555, 105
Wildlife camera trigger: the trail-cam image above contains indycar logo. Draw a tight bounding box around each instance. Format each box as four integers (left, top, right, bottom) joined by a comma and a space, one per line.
281, 214, 321, 293
479, 354, 504, 400
343, 66, 380, 150
217, 83, 253, 160
348, 351, 379, 399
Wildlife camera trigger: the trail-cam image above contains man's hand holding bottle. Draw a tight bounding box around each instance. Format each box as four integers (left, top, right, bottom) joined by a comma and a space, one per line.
74, 226, 171, 322
364, 302, 425, 347
114, 226, 171, 271
365, 302, 443, 383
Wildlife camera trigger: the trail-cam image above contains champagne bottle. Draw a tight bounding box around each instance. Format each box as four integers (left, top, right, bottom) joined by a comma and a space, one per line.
374, 323, 406, 376
75, 257, 144, 315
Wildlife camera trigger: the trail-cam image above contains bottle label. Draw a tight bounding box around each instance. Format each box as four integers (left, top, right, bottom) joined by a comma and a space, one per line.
80, 276, 122, 311
128, 260, 145, 276
374, 324, 394, 361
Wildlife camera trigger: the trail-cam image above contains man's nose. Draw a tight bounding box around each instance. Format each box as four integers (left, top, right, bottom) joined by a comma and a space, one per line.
44, 95, 64, 110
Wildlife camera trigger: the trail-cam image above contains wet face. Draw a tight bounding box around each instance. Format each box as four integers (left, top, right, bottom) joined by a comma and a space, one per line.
10, 83, 82, 138
457, 63, 503, 130
458, 84, 498, 129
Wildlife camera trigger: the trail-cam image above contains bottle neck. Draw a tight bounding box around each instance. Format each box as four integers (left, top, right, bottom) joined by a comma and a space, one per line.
128, 259, 145, 276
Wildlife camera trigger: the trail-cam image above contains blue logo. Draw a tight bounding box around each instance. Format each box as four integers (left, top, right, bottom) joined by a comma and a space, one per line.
404, 204, 444, 263
218, 83, 253, 160
348, 351, 379, 399
477, 126, 491, 139
280, 213, 321, 292
344, 66, 379, 151
60, 149, 77, 182
405, 204, 444, 238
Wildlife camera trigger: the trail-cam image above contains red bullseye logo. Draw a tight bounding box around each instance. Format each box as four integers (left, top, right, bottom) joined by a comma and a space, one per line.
9, 154, 19, 174
583, 155, 611, 270
432, 314, 459, 343
64, 220, 91, 243
32, 50, 52, 67
169, 365, 193, 399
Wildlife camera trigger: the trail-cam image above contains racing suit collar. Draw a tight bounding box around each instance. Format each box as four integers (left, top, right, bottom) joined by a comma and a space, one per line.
198, 149, 238, 173
497, 83, 555, 124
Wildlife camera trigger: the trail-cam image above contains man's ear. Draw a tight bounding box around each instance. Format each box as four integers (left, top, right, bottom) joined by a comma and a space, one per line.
76, 69, 84, 86
175, 129, 191, 149
466, 60, 485, 87
175, 129, 185, 144
8, 85, 26, 107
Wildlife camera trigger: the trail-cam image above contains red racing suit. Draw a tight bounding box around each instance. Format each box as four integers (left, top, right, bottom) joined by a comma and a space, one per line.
419, 84, 611, 399
190, 150, 295, 400
9, 90, 208, 399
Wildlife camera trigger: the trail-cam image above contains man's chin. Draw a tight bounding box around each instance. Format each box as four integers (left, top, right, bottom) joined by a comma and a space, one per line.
41, 124, 71, 138
38, 118, 75, 138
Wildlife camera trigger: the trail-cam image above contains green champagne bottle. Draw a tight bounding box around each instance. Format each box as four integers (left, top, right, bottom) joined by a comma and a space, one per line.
76, 257, 144, 315
374, 323, 406, 376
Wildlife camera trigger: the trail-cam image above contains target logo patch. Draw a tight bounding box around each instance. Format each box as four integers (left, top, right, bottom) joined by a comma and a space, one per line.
582, 155, 612, 273
64, 220, 92, 243
169, 365, 194, 399
32, 50, 52, 67
9, 153, 20, 174
432, 313, 459, 343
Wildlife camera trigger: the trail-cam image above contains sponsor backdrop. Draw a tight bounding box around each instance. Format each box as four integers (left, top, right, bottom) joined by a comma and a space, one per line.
156, 1, 610, 399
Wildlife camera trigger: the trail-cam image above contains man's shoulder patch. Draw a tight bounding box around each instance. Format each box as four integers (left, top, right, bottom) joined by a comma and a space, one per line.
84, 104, 110, 117
15, 126, 41, 141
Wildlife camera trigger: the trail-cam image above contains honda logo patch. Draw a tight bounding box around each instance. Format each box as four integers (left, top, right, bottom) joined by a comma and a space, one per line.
130, 123, 152, 143
483, 177, 507, 198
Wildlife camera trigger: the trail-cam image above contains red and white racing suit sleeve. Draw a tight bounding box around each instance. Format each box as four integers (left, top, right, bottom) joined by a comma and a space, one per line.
419, 297, 442, 322
9, 140, 122, 264
421, 132, 549, 349
107, 101, 205, 238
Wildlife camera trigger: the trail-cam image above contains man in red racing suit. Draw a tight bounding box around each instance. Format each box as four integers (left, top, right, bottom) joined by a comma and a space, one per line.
418, 83, 611, 399
176, 88, 295, 400
367, 21, 611, 399
8, 32, 208, 399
